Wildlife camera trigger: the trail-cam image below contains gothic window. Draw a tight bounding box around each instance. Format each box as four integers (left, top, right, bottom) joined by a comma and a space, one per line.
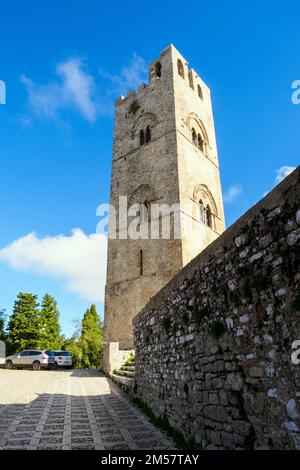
188, 73, 194, 90
177, 59, 185, 79
198, 84, 203, 99
145, 126, 151, 143
155, 62, 162, 78
198, 133, 204, 152
192, 128, 197, 146
194, 184, 217, 231
140, 129, 145, 146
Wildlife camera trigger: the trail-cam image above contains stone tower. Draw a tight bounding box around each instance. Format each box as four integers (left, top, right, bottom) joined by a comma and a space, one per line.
103, 45, 225, 372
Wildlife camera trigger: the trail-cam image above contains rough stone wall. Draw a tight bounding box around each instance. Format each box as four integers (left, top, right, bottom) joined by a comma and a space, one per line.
133, 168, 300, 449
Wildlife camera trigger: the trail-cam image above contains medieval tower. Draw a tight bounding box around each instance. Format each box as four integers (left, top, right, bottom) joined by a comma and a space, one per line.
103, 45, 225, 371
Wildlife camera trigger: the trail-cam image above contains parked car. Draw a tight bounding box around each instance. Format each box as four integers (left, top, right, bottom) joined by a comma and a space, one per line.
5, 350, 49, 371
45, 350, 73, 369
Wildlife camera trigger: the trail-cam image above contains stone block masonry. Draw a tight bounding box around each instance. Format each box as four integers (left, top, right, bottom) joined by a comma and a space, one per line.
133, 167, 300, 450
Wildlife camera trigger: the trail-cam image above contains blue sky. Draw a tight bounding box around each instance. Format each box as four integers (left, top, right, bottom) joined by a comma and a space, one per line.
0, 0, 299, 337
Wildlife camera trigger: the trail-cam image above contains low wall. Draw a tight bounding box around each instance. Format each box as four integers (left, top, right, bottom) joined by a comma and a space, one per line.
102, 341, 134, 373
133, 167, 300, 449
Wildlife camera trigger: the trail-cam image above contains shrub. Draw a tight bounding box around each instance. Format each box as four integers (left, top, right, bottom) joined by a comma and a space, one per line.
291, 293, 300, 313
162, 317, 171, 333
193, 306, 209, 323
182, 310, 189, 325
128, 99, 140, 115
209, 320, 226, 338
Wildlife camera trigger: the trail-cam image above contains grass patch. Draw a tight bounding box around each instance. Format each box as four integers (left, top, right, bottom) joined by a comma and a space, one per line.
209, 320, 226, 338
130, 396, 197, 449
193, 306, 209, 323
182, 310, 189, 325
249, 273, 270, 290
124, 352, 135, 366
236, 265, 249, 276
162, 316, 171, 334
291, 293, 300, 313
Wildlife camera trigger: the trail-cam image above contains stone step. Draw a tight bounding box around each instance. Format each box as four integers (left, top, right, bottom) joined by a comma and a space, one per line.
116, 369, 135, 378
121, 365, 135, 372
110, 373, 135, 389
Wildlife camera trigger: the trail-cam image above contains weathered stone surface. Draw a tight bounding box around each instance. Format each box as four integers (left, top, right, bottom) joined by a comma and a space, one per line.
133, 167, 300, 450
103, 44, 226, 370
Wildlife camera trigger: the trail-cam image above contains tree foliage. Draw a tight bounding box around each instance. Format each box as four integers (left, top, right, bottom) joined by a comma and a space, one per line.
7, 292, 62, 353
0, 309, 6, 342
39, 294, 61, 350
62, 304, 103, 369
80, 304, 103, 368
7, 293, 40, 352
5, 293, 103, 368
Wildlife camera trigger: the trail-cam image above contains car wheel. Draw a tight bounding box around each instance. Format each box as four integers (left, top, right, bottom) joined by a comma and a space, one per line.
5, 360, 13, 370
32, 361, 41, 371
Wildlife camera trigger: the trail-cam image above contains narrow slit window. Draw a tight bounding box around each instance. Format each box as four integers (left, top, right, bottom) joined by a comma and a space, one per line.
192, 128, 197, 146
177, 59, 185, 79
140, 129, 145, 146
145, 126, 151, 143
155, 62, 162, 78
140, 249, 143, 276
198, 134, 204, 152
198, 84, 203, 99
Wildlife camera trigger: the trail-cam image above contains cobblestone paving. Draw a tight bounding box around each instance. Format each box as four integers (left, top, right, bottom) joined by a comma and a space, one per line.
0, 369, 175, 450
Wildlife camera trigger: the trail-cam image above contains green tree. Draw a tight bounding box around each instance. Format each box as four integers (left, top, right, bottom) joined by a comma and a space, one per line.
81, 304, 103, 368
39, 294, 61, 349
63, 336, 82, 368
0, 309, 6, 341
7, 293, 40, 352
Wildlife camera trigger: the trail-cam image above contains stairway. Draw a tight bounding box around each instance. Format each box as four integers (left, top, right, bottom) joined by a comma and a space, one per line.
110, 363, 135, 390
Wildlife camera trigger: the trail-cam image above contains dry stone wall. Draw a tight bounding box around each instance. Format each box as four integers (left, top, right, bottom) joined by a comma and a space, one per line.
133, 167, 300, 449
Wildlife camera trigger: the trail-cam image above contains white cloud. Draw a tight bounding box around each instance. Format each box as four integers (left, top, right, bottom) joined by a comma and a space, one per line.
223, 184, 243, 203
275, 166, 296, 184
21, 58, 97, 122
99, 53, 147, 95
21, 53, 148, 122
0, 229, 107, 302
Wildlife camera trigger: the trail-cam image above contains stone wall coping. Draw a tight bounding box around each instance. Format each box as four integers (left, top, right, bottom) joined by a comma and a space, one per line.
133, 166, 299, 325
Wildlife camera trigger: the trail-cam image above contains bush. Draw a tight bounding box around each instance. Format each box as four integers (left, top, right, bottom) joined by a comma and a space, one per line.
209, 320, 226, 338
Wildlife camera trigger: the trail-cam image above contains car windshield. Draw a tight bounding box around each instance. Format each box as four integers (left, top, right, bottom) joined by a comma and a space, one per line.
45, 351, 55, 356
56, 351, 70, 356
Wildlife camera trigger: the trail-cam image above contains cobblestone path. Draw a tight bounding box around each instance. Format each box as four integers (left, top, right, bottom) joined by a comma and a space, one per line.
0, 369, 175, 450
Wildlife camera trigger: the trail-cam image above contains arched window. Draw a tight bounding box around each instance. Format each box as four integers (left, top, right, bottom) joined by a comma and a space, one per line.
197, 84, 203, 99
199, 199, 206, 224
145, 126, 151, 143
177, 59, 184, 79
188, 73, 194, 90
194, 184, 217, 230
198, 134, 204, 152
206, 205, 213, 228
155, 62, 162, 78
191, 128, 197, 146
140, 129, 145, 146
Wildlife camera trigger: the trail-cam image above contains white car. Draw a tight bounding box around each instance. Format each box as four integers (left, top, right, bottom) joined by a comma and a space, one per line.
5, 350, 49, 370
46, 350, 73, 369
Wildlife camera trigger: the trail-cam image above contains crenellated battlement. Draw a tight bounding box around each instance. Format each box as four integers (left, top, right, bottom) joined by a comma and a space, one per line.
115, 44, 210, 107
